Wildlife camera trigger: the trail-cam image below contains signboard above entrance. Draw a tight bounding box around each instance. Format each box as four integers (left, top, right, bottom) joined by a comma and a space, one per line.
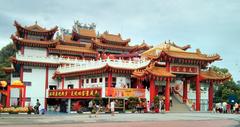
48, 88, 102, 98
170, 64, 199, 75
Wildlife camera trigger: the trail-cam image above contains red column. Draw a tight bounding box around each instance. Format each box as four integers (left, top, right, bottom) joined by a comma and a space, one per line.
20, 65, 23, 82
22, 86, 26, 107
183, 79, 188, 103
150, 79, 155, 104
196, 75, 201, 111
19, 89, 22, 106
165, 77, 170, 112
107, 72, 112, 96
61, 77, 64, 89
45, 66, 49, 109
6, 86, 10, 107
208, 80, 214, 111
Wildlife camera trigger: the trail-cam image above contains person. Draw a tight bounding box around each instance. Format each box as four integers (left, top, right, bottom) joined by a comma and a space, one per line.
222, 102, 227, 113
88, 100, 93, 118
39, 104, 45, 115
34, 99, 41, 114
110, 100, 115, 116
159, 99, 162, 112
234, 102, 239, 114
170, 96, 173, 107
147, 101, 150, 112
95, 104, 101, 117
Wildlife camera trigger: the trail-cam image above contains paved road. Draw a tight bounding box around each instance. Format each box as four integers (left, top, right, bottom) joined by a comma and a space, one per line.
0, 113, 239, 127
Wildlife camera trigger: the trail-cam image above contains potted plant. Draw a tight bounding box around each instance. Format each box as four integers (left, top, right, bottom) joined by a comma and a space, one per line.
127, 97, 139, 113
154, 96, 159, 113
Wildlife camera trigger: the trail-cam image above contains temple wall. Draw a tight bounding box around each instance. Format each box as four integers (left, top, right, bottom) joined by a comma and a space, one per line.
64, 77, 79, 89
48, 67, 58, 87
24, 46, 47, 57
23, 66, 46, 108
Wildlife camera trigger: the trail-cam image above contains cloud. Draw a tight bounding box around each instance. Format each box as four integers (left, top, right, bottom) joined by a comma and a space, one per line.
0, 0, 240, 80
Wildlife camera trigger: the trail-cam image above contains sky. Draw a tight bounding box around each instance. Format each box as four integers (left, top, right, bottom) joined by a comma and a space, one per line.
0, 0, 239, 81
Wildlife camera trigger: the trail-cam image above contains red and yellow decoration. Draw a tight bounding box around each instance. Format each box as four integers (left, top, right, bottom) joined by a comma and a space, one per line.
12, 80, 24, 86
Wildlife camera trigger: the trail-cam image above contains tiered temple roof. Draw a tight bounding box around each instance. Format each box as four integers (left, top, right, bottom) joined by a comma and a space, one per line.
200, 68, 231, 82
142, 41, 220, 67
11, 35, 57, 48
14, 21, 58, 38
132, 62, 175, 80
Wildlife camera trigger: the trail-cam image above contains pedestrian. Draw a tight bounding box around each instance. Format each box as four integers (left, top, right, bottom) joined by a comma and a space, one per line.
170, 96, 173, 107
234, 102, 239, 114
95, 104, 101, 117
34, 99, 41, 114
88, 100, 93, 118
147, 101, 150, 112
159, 99, 162, 112
110, 100, 115, 116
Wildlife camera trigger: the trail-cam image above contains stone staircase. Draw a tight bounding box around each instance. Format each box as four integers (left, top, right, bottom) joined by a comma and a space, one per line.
170, 95, 191, 112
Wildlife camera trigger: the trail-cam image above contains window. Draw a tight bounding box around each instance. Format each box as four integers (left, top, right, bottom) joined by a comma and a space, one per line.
25, 97, 31, 102
86, 79, 89, 83
99, 78, 103, 83
68, 84, 74, 89
91, 78, 97, 83
23, 81, 32, 86
49, 85, 57, 90
23, 68, 32, 73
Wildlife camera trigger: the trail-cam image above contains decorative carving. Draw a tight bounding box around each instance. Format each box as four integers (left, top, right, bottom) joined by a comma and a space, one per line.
74, 20, 96, 30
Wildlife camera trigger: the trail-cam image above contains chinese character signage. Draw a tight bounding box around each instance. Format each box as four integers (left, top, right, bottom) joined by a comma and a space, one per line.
48, 88, 102, 98
170, 64, 199, 74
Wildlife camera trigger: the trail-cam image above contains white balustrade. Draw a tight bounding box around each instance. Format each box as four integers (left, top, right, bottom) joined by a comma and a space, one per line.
16, 53, 150, 74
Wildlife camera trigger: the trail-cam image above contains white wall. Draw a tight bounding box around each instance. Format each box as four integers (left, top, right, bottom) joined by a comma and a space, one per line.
23, 66, 46, 108
24, 46, 47, 57
65, 78, 79, 89
48, 67, 58, 87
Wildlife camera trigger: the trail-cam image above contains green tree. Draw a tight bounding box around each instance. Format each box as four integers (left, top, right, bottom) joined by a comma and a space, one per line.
0, 43, 16, 80
212, 66, 240, 103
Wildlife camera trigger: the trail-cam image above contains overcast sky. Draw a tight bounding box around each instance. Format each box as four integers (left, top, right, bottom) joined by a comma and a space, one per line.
0, 0, 239, 81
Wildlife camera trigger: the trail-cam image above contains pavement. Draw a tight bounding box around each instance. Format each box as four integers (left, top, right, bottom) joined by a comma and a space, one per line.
0, 112, 239, 127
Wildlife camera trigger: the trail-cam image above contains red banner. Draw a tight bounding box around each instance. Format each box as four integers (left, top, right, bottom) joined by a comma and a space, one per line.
170, 65, 199, 74
48, 88, 102, 98
106, 88, 145, 98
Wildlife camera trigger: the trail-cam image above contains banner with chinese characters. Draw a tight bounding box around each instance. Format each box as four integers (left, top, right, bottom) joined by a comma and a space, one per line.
48, 88, 102, 98
170, 64, 199, 74
106, 88, 145, 98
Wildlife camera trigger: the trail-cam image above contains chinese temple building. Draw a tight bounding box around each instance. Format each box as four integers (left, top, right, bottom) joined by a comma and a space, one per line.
1, 21, 231, 113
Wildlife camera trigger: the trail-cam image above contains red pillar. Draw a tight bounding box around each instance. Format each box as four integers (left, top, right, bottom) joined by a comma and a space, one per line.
61, 77, 64, 89
45, 66, 49, 109
107, 72, 112, 96
22, 86, 26, 107
208, 80, 214, 111
19, 89, 22, 106
150, 79, 155, 104
183, 79, 188, 104
6, 86, 10, 107
165, 77, 170, 112
195, 75, 201, 111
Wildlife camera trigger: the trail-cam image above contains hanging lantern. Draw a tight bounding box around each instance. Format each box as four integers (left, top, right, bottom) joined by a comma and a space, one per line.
0, 81, 7, 87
